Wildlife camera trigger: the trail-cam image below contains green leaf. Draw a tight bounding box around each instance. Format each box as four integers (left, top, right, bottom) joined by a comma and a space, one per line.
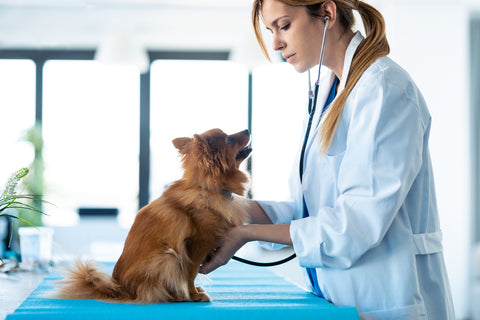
8, 206, 48, 216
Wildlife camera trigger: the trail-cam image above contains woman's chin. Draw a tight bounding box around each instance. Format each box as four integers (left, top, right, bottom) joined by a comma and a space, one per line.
291, 62, 315, 74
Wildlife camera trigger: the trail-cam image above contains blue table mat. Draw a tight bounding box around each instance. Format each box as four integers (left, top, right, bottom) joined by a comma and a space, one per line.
7, 260, 359, 320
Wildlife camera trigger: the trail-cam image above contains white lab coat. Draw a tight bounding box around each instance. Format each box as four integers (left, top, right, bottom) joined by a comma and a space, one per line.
257, 32, 455, 319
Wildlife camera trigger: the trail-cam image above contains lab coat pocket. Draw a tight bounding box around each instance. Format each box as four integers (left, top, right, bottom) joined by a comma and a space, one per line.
322, 150, 346, 198
325, 118, 347, 157
325, 135, 346, 157
324, 151, 345, 174
324, 129, 346, 179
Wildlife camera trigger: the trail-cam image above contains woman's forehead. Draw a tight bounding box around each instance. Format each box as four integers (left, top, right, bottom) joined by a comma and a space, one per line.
261, 0, 304, 27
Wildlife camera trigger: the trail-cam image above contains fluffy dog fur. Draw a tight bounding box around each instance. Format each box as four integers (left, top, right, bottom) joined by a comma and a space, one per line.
57, 128, 252, 303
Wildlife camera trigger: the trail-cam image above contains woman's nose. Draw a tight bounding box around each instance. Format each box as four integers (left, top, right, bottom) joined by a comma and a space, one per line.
272, 35, 285, 51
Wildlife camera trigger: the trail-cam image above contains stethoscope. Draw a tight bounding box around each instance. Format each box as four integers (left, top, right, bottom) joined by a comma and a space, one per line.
300, 16, 329, 184
232, 17, 330, 267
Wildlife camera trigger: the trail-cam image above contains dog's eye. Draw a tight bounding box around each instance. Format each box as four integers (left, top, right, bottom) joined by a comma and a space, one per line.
227, 137, 234, 145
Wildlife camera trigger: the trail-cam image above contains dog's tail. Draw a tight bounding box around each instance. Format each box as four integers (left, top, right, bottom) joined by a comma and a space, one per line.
56, 260, 126, 301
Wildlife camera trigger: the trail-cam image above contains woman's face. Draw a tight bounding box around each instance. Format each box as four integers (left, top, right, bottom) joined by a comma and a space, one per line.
261, 0, 325, 73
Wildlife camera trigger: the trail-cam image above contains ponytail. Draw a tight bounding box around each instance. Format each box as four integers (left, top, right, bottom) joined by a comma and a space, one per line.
320, 0, 390, 154
252, 0, 390, 154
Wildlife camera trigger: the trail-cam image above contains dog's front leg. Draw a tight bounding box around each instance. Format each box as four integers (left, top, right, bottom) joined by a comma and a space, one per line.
186, 241, 212, 302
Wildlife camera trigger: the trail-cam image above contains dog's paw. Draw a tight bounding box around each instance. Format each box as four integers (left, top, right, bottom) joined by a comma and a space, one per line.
190, 288, 211, 302
194, 292, 211, 302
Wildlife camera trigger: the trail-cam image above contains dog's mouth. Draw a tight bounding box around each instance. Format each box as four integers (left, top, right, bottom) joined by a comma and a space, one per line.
236, 145, 252, 161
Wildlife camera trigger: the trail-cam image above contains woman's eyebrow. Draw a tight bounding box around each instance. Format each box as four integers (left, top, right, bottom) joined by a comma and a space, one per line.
265, 15, 289, 30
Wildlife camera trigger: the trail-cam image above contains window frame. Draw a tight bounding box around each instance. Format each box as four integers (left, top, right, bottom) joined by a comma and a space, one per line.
0, 49, 232, 209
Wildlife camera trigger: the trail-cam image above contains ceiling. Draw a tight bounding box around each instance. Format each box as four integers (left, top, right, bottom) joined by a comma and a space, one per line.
0, 0, 251, 7
0, 0, 254, 50
1, 0, 479, 51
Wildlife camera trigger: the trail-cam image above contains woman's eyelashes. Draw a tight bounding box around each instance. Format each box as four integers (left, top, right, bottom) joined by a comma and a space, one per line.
280, 23, 291, 31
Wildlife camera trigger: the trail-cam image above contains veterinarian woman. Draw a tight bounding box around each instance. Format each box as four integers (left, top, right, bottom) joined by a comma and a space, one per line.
200, 0, 455, 318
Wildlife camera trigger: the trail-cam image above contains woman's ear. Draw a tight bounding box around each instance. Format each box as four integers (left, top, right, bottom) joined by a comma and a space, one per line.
321, 0, 337, 29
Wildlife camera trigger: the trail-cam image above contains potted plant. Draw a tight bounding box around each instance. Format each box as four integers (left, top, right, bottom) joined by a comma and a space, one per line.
0, 167, 49, 266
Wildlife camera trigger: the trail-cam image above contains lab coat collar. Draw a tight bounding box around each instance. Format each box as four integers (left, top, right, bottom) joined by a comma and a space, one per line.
337, 31, 364, 93
313, 31, 364, 127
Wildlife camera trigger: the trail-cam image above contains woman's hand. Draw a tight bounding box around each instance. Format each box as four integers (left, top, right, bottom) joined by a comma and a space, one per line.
199, 222, 293, 274
199, 200, 273, 275
199, 226, 247, 274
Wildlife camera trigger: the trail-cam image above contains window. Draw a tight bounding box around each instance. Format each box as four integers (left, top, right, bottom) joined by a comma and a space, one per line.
149, 60, 249, 199
42, 60, 140, 225
0, 59, 36, 183
0, 52, 312, 226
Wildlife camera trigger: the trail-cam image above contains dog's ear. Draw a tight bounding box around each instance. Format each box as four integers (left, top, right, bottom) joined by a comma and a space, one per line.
172, 137, 192, 153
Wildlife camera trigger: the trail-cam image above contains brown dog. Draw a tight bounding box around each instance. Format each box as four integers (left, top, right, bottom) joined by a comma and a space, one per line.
57, 128, 252, 303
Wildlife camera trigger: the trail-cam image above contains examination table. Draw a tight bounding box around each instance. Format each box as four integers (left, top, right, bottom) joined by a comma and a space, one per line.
6, 260, 359, 319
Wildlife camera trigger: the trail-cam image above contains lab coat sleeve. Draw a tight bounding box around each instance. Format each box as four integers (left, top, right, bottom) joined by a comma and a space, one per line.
290, 68, 426, 269
256, 199, 297, 225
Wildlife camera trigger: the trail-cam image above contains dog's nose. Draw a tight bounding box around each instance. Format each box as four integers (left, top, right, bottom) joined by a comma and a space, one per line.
243, 129, 250, 136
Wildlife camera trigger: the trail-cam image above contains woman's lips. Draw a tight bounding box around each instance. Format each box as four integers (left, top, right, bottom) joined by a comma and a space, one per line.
285, 53, 295, 63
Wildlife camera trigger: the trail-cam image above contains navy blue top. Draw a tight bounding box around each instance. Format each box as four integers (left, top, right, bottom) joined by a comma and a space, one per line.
323, 76, 338, 114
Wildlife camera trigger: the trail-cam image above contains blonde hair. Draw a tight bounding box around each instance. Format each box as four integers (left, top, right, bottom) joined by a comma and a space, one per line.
252, 0, 390, 154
